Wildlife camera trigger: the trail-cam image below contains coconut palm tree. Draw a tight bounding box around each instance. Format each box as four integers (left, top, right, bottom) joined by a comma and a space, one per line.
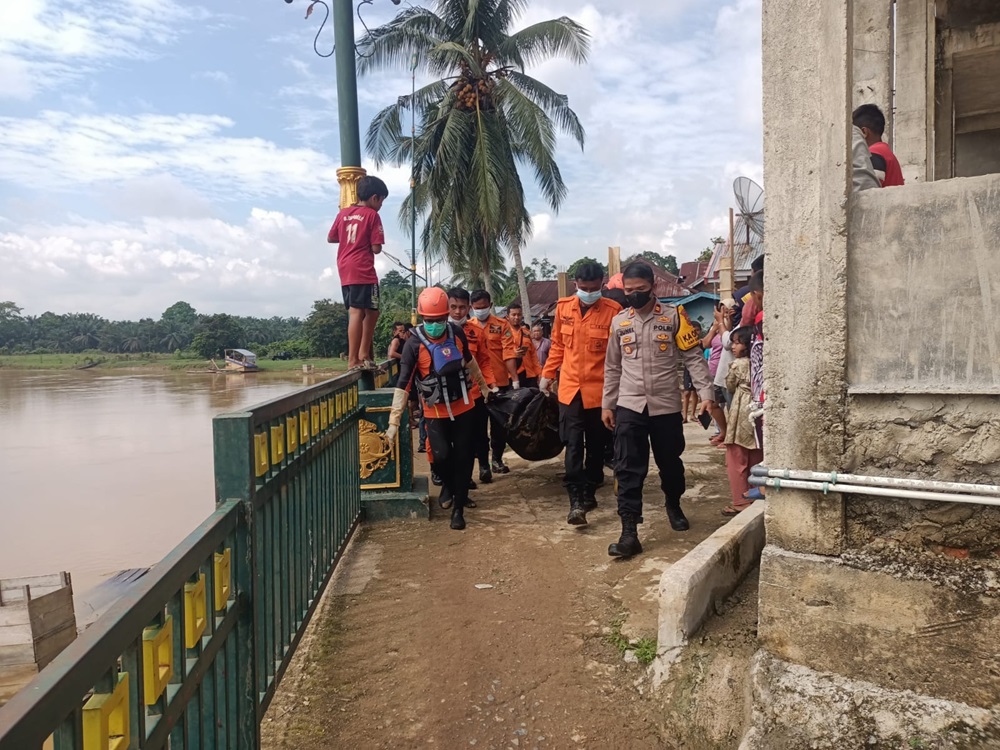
360, 0, 588, 321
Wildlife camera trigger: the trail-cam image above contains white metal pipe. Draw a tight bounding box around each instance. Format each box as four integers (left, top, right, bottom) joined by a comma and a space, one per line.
748, 477, 1000, 508
751, 466, 1000, 498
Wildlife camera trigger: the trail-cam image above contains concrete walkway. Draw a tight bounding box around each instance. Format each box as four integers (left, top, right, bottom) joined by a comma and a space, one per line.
262, 423, 733, 750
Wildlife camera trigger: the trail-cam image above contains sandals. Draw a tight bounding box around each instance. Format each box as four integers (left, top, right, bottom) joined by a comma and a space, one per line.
721, 503, 753, 517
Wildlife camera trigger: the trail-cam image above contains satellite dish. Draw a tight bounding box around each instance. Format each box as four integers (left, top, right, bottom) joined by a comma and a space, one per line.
733, 177, 764, 245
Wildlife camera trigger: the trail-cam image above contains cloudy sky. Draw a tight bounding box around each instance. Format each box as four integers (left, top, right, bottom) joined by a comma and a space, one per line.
0, 0, 762, 321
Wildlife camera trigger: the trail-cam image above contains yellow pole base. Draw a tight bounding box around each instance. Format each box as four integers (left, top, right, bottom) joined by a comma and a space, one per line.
337, 166, 368, 210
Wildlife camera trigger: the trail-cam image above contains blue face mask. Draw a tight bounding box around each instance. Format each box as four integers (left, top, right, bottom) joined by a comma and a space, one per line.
576, 289, 602, 305
423, 321, 447, 338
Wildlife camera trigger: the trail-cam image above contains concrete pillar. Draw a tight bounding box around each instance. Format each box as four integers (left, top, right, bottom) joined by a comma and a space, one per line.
761, 0, 851, 555
852, 0, 894, 138
894, 0, 934, 182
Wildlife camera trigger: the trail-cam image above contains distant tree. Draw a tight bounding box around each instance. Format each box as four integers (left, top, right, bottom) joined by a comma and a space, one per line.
160, 301, 198, 332
530, 258, 558, 280
696, 247, 714, 262
380, 270, 410, 295
191, 314, 245, 359
0, 302, 26, 348
566, 256, 607, 279
633, 251, 679, 275
303, 300, 349, 358
161, 331, 189, 351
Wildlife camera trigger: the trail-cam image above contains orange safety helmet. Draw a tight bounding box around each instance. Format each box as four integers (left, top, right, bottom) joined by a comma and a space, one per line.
417, 287, 449, 318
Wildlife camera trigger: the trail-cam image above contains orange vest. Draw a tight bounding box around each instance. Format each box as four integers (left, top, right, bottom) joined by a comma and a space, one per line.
510, 324, 541, 379
470, 314, 516, 388
542, 296, 621, 409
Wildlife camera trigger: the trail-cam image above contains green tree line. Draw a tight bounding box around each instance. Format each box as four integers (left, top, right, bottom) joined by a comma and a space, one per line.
0, 299, 355, 360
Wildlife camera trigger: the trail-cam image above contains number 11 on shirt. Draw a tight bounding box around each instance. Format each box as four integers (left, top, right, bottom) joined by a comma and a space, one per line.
345, 222, 359, 245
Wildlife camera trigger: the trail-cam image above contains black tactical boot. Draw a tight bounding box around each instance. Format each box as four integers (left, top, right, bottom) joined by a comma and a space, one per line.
438, 485, 453, 510
665, 497, 690, 532
582, 484, 598, 513
491, 458, 510, 474
468, 480, 478, 490
608, 513, 643, 558
431, 470, 443, 487
450, 500, 466, 531
479, 464, 493, 484
567, 487, 588, 526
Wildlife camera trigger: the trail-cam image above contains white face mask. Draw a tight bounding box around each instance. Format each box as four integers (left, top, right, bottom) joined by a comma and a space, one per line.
450, 314, 467, 324
471, 308, 491, 321
576, 289, 602, 305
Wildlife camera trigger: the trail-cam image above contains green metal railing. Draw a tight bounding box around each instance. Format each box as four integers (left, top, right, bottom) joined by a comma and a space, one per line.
0, 369, 372, 750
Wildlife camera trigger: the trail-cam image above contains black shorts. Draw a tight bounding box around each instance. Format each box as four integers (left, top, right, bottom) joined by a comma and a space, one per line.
342, 283, 380, 310
683, 368, 695, 392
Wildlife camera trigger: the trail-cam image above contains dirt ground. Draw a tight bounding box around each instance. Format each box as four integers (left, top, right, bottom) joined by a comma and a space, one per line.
262, 423, 741, 750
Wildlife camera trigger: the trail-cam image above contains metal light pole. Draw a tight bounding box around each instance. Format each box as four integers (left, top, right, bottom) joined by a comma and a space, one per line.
410, 53, 418, 324
332, 0, 365, 209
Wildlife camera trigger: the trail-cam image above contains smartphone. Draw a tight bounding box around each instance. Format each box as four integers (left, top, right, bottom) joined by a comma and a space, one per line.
698, 410, 713, 430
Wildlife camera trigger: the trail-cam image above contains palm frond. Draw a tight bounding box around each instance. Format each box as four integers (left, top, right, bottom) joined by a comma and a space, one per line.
356, 7, 451, 77
499, 17, 591, 68
505, 71, 585, 148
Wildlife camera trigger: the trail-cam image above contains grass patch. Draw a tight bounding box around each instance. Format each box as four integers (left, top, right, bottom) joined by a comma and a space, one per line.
605, 612, 658, 666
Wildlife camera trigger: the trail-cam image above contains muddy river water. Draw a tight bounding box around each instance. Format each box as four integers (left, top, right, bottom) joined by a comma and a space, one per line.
0, 369, 320, 599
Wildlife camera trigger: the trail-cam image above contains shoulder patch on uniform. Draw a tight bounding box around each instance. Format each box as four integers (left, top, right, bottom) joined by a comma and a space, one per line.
618, 319, 632, 327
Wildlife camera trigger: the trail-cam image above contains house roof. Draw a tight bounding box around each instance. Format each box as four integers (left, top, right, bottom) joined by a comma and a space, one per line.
678, 261, 711, 288
511, 261, 693, 319
669, 291, 722, 306
705, 239, 763, 281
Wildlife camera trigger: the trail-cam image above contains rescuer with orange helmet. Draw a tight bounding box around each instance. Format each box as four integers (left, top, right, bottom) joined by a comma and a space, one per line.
387, 287, 491, 530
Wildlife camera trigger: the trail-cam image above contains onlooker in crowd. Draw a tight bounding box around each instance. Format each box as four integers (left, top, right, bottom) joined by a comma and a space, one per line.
731, 255, 764, 327
852, 104, 904, 187
327, 175, 388, 371
602, 263, 721, 558
721, 327, 761, 516
506, 303, 541, 389
387, 322, 412, 360
852, 125, 881, 192
531, 322, 551, 367
713, 298, 738, 412
469, 290, 518, 475
540, 262, 621, 526
681, 320, 703, 423
701, 304, 729, 445
386, 287, 492, 531
447, 287, 499, 496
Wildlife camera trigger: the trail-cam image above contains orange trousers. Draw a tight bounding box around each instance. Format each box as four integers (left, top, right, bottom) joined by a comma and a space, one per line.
726, 444, 764, 507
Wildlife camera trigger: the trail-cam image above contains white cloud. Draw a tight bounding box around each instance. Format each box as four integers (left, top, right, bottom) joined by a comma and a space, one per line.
0, 209, 340, 319
194, 70, 231, 85
0, 0, 210, 99
0, 111, 341, 200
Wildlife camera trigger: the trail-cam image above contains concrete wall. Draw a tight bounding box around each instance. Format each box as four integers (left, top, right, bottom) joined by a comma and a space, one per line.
846, 174, 1000, 393
756, 0, 1000, 745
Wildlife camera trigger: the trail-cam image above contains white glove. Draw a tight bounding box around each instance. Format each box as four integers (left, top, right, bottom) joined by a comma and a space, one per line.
384, 423, 398, 443
386, 388, 408, 444
512, 379, 520, 390
539, 377, 553, 395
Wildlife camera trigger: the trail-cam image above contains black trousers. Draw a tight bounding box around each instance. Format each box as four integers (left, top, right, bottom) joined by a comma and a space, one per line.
489, 385, 511, 463
559, 392, 607, 493
427, 408, 477, 508
614, 407, 686, 522
472, 398, 490, 470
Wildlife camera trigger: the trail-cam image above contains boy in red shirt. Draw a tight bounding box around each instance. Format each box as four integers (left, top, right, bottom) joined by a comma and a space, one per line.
327, 176, 389, 370
852, 104, 905, 188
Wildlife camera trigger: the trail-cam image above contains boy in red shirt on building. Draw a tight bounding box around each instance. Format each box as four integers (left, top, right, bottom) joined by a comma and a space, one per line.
327, 176, 389, 370
852, 104, 905, 188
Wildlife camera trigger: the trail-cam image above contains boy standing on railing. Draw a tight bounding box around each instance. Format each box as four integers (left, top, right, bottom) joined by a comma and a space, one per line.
327, 176, 389, 371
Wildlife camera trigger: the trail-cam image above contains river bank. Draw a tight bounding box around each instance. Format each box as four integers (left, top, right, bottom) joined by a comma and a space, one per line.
0, 353, 350, 373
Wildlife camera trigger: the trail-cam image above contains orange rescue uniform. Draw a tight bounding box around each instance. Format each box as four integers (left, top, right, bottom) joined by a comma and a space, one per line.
509, 323, 541, 380
542, 295, 622, 408
461, 319, 497, 387
470, 314, 517, 388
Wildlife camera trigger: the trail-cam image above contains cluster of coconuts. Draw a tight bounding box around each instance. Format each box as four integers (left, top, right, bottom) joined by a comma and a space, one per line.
451, 58, 506, 111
